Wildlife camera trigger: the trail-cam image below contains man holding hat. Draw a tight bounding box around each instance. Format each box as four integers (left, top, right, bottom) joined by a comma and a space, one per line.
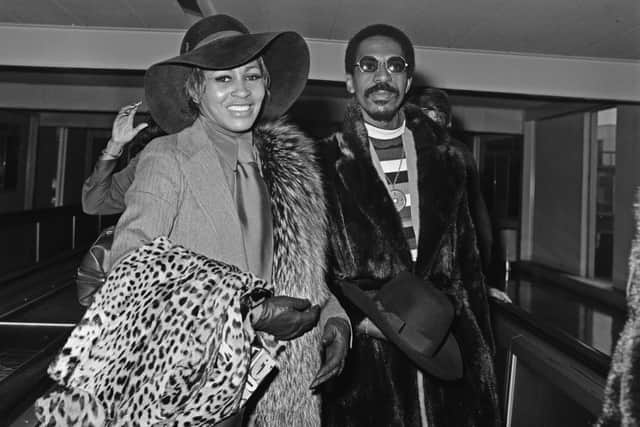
320, 24, 500, 426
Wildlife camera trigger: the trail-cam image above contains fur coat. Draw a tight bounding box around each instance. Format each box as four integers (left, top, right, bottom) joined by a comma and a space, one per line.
321, 100, 500, 426
108, 118, 330, 426
597, 190, 640, 426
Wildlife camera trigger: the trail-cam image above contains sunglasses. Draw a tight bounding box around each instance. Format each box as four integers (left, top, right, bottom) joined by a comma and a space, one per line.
354, 56, 409, 74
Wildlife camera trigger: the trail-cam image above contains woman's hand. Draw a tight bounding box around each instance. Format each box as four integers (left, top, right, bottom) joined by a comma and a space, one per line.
102, 102, 149, 158
310, 317, 350, 389
251, 296, 320, 340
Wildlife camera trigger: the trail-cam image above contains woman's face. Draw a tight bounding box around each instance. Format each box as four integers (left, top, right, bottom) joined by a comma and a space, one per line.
198, 60, 267, 133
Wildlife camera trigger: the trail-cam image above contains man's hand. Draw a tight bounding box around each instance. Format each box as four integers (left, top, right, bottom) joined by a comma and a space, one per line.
310, 317, 350, 389
251, 296, 320, 341
489, 287, 512, 303
103, 102, 149, 158
356, 317, 387, 340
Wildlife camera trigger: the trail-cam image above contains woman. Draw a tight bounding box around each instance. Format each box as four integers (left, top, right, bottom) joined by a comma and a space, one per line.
36, 15, 349, 426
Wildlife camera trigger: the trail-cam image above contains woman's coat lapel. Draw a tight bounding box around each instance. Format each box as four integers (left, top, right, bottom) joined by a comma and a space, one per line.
176, 120, 248, 269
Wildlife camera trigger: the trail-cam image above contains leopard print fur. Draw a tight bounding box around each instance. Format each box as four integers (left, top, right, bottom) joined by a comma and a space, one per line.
36, 237, 279, 426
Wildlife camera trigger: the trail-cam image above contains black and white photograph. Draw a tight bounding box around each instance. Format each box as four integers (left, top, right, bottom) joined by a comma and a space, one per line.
0, 0, 638, 425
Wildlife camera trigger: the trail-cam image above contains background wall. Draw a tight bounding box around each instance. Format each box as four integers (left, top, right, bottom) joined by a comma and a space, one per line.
613, 105, 640, 288
532, 113, 586, 274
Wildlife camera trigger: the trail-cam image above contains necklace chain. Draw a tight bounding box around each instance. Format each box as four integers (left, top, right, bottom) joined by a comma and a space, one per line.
385, 146, 405, 189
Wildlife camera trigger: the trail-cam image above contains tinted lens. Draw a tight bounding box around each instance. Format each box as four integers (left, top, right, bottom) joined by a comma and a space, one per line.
387, 57, 407, 73
358, 56, 379, 72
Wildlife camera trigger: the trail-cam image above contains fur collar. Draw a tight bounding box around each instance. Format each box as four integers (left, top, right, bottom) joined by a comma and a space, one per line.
249, 117, 329, 426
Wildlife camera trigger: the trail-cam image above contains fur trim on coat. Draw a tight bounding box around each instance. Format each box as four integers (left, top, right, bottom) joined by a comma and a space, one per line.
597, 190, 640, 426
321, 100, 500, 426
249, 118, 329, 427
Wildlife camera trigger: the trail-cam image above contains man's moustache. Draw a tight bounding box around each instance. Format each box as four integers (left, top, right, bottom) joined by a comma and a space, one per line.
364, 84, 399, 97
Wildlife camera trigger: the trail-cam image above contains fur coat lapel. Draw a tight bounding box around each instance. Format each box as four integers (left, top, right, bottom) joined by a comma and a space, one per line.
407, 103, 467, 275
249, 118, 329, 427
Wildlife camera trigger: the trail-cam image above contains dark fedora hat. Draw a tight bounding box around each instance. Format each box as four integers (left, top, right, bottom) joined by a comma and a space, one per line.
338, 271, 463, 380
145, 14, 310, 134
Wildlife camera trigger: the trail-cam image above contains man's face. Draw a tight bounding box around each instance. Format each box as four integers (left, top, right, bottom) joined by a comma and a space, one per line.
422, 107, 450, 128
346, 36, 412, 128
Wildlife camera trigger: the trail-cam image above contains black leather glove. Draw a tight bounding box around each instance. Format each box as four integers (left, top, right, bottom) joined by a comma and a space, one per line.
310, 317, 350, 389
251, 296, 320, 341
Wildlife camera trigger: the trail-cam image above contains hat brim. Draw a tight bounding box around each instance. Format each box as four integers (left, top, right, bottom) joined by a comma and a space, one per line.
145, 31, 309, 134
339, 280, 463, 381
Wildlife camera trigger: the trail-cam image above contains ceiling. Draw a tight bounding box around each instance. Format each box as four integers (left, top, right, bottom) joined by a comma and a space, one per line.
0, 0, 637, 108
0, 0, 638, 61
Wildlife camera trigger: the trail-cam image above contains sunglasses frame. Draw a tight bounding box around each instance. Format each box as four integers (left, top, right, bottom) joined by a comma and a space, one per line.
353, 56, 410, 74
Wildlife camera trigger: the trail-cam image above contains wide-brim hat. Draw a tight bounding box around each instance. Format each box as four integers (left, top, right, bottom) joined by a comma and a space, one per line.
145, 14, 310, 134
338, 271, 463, 381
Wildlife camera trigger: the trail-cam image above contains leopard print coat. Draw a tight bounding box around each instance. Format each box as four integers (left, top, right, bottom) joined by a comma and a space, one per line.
37, 238, 279, 425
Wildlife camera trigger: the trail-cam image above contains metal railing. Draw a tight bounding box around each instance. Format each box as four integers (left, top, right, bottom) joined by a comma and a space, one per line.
0, 206, 114, 280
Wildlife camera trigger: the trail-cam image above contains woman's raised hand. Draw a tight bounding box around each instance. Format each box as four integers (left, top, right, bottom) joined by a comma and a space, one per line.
103, 102, 149, 158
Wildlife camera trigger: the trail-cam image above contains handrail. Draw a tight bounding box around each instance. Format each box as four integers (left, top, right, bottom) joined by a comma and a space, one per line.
515, 261, 626, 310
0, 205, 108, 278
0, 205, 83, 227
491, 299, 611, 377
0, 247, 87, 286
0, 325, 73, 421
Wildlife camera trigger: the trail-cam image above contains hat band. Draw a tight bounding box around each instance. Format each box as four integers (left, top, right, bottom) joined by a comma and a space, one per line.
382, 310, 438, 357
193, 30, 245, 50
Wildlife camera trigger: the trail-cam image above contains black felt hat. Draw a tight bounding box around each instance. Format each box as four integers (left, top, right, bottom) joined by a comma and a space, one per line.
338, 271, 463, 380
145, 14, 310, 134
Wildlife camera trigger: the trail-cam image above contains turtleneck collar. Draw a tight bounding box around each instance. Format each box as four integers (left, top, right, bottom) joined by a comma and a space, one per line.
364, 119, 406, 140
198, 116, 254, 169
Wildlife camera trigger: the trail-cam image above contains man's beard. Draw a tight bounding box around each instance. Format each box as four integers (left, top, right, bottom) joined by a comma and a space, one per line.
363, 82, 403, 123
367, 108, 398, 123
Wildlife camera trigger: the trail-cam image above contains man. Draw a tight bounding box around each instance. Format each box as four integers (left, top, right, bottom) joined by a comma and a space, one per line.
414, 88, 514, 303
412, 87, 493, 274
321, 24, 500, 426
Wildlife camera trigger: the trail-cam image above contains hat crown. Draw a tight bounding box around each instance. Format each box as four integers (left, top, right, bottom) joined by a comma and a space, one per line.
376, 272, 454, 352
180, 14, 249, 54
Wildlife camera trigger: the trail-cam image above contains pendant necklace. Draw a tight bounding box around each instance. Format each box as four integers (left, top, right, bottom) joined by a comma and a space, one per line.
387, 150, 407, 212
365, 120, 408, 213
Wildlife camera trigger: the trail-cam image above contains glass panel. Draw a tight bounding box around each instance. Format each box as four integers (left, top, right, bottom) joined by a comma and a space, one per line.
0, 123, 21, 192
476, 133, 523, 225
63, 128, 88, 206
594, 108, 617, 279
509, 356, 597, 426
33, 127, 60, 209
